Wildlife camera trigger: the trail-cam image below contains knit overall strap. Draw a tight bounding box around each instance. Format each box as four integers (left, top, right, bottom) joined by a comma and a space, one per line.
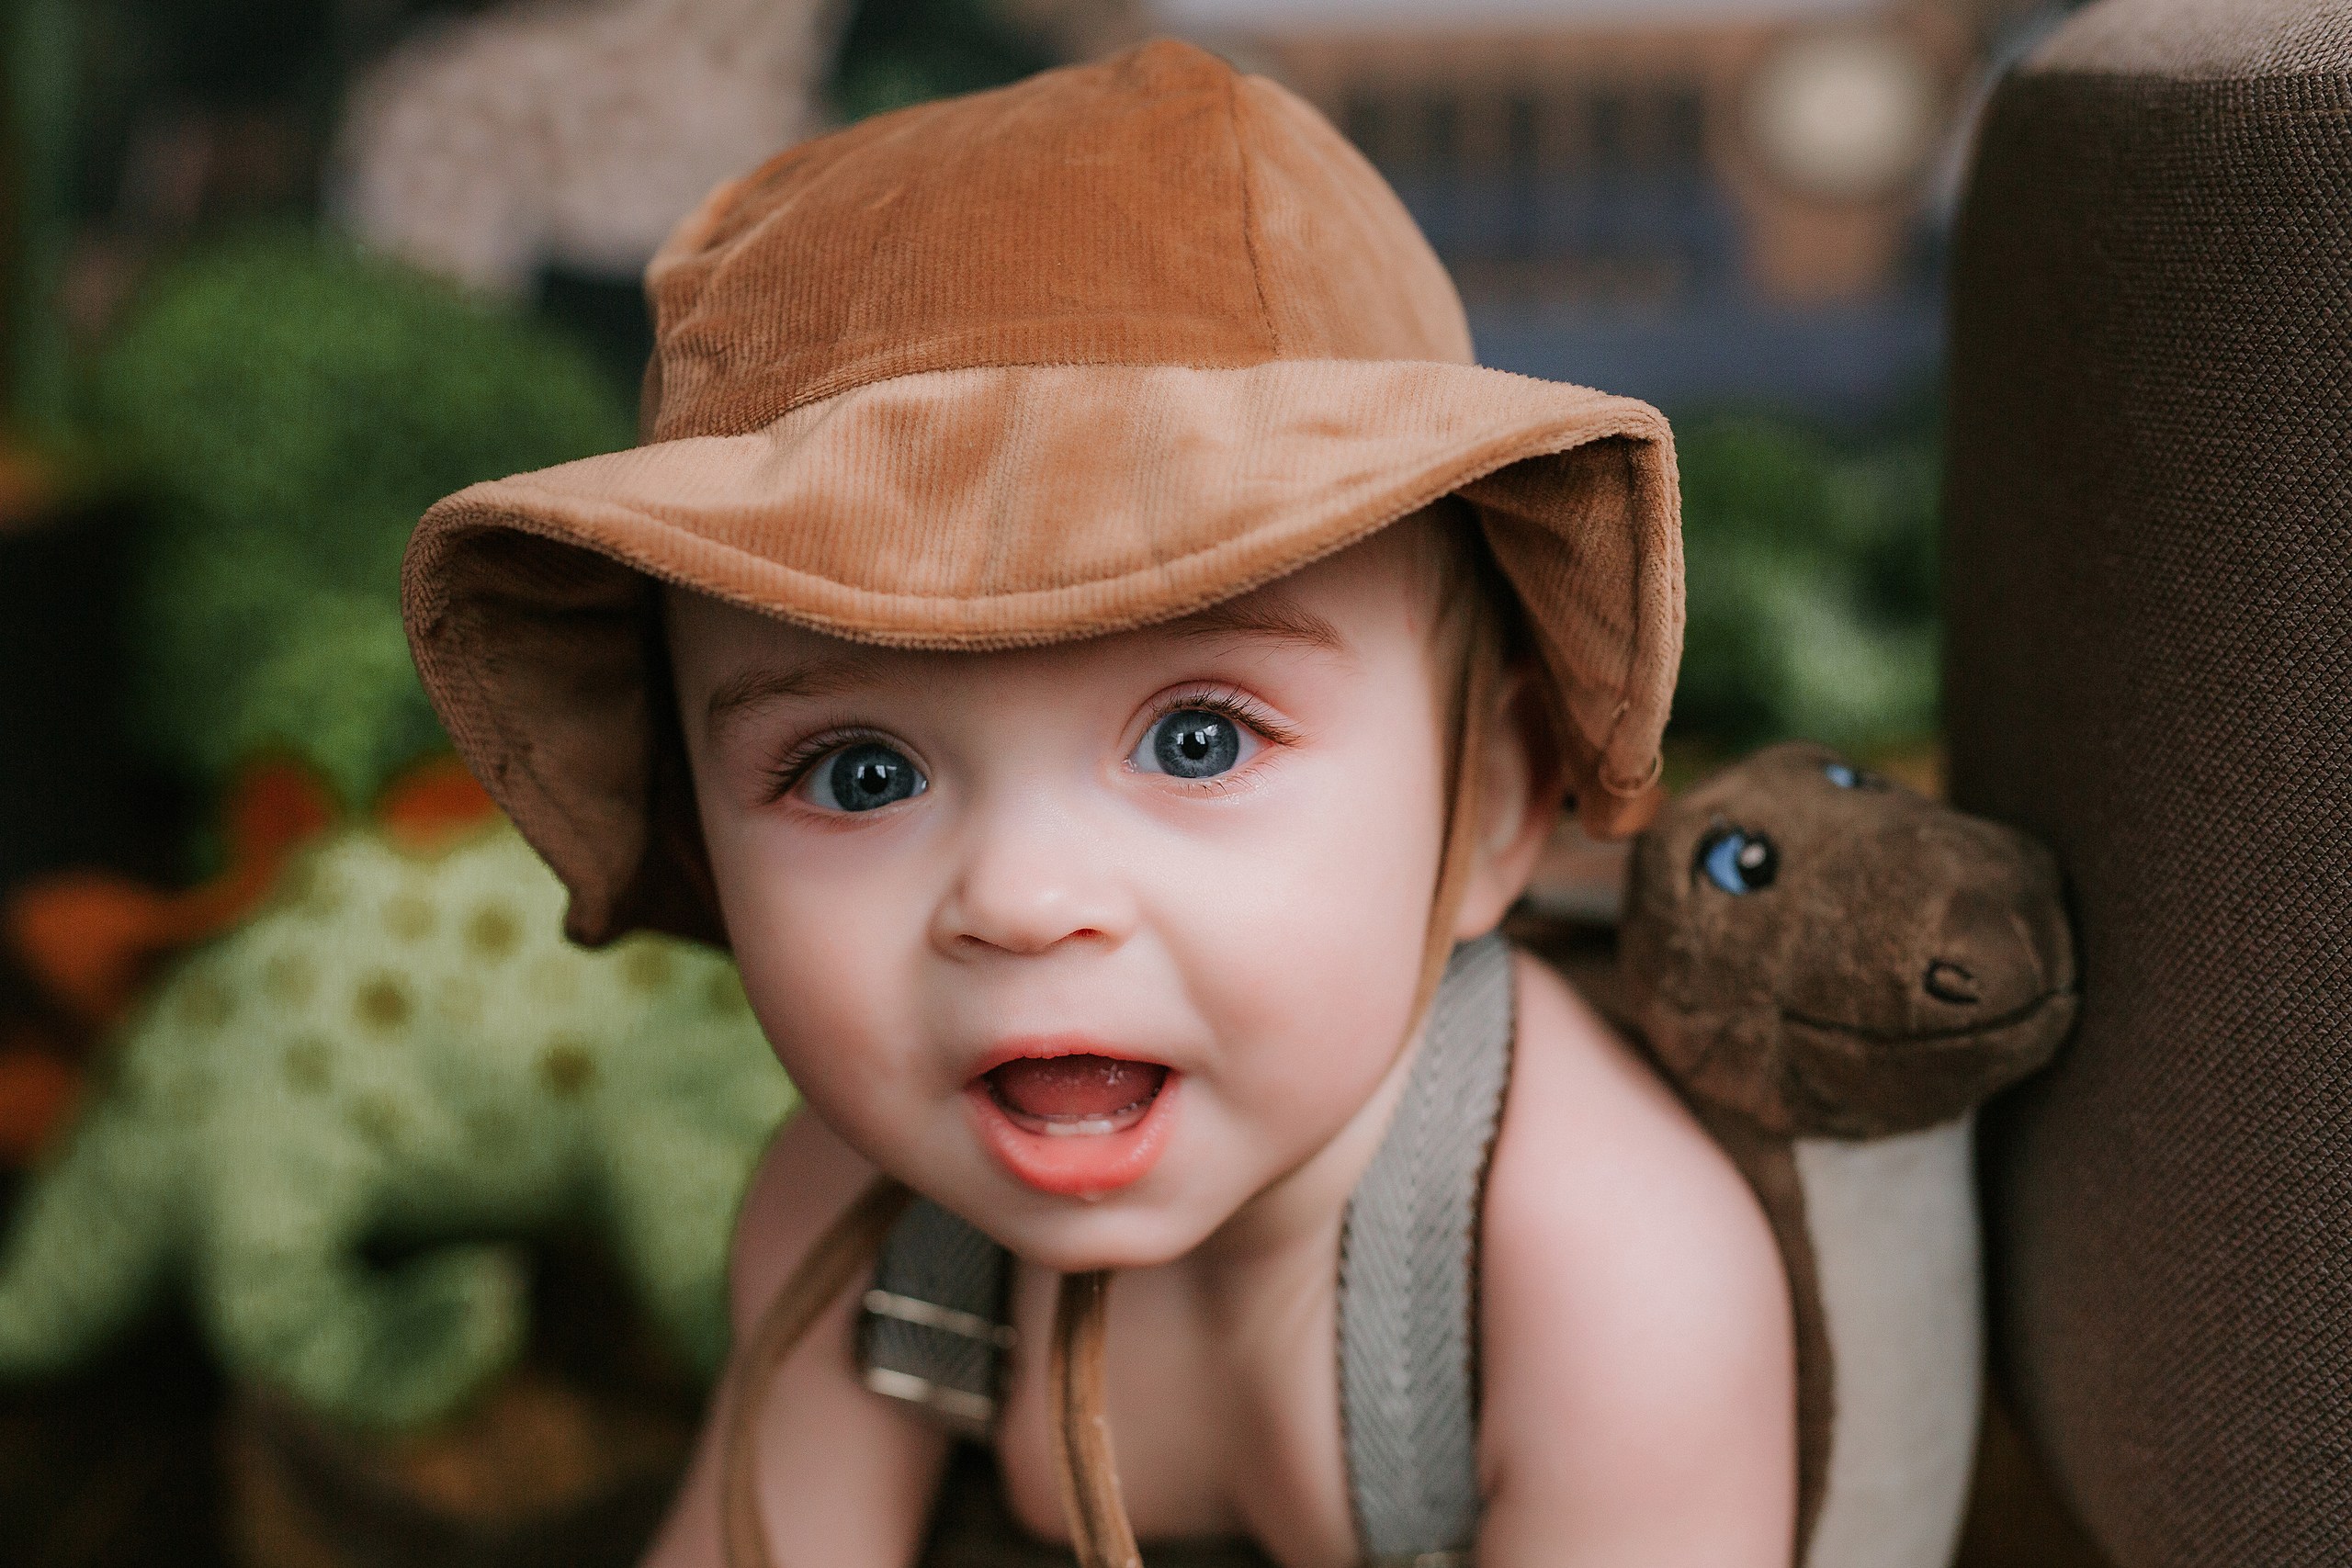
859, 1195, 1017, 1434
1340, 931, 1515, 1566
857, 934, 1518, 1563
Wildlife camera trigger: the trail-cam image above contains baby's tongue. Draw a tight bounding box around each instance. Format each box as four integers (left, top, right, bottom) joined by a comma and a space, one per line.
988, 1055, 1166, 1120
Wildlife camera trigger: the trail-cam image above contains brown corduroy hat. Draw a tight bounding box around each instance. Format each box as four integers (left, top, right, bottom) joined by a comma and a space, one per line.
401, 39, 1684, 949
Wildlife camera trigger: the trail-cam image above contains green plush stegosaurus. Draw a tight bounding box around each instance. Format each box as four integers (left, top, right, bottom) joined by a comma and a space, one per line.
0, 818, 794, 1430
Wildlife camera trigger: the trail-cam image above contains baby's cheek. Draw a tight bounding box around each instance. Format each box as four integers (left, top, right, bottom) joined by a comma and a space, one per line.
741, 995, 933, 1179
1267, 778, 1443, 975
725, 868, 930, 1117
1196, 815, 1437, 1137
1248, 998, 1408, 1132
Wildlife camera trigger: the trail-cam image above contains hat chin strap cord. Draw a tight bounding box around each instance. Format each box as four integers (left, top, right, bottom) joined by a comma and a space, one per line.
724, 616, 1500, 1568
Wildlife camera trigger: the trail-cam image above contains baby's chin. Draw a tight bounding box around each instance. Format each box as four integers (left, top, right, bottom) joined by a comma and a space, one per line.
968, 1183, 1258, 1273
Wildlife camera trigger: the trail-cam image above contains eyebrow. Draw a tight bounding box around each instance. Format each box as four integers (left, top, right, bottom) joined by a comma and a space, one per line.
1169, 597, 1349, 655
704, 653, 885, 741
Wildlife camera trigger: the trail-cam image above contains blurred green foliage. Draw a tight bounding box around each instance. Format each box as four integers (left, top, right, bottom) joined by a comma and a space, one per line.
1671, 409, 1940, 753
829, 0, 1057, 122
94, 230, 633, 807
9, 0, 77, 431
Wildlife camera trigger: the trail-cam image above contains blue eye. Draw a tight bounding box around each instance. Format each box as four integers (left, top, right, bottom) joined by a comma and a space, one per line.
1137, 708, 1245, 780
1697, 827, 1778, 895
807, 741, 925, 812
1823, 761, 1886, 791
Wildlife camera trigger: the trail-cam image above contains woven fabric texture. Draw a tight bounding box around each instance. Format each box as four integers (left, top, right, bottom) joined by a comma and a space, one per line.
1943, 1, 2352, 1562
863, 1198, 1015, 1432
2035, 0, 2352, 77
1339, 932, 1513, 1561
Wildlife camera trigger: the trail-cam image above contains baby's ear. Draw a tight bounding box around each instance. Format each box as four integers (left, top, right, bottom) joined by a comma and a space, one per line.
1451, 664, 1569, 941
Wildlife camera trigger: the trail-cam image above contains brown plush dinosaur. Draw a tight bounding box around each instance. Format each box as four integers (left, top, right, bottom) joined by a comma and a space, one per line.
1620, 741, 2077, 1568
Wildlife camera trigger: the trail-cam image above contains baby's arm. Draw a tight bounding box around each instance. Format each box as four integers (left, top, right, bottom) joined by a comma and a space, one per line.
639, 1110, 952, 1568
1476, 954, 1797, 1567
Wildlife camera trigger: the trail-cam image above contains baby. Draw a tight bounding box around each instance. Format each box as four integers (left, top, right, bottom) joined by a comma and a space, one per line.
403, 40, 1792, 1568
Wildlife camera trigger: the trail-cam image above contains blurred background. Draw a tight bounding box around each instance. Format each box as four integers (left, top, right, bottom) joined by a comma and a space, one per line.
0, 2, 2088, 1565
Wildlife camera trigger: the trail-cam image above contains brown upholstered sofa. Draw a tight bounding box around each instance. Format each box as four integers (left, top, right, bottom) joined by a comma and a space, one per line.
1944, 3, 2352, 1562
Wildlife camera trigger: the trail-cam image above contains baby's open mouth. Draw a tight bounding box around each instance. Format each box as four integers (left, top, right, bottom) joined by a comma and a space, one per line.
984, 1055, 1169, 1136
967, 1044, 1182, 1196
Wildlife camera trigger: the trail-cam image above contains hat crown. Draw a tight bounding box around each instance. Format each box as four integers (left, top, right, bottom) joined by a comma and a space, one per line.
642, 39, 1473, 442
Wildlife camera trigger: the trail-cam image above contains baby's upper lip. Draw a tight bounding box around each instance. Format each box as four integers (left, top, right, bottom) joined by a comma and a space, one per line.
967, 1033, 1174, 1085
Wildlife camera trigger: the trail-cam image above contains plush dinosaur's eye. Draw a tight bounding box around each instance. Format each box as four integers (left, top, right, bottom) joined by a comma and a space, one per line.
1697, 827, 1779, 895
1823, 761, 1889, 791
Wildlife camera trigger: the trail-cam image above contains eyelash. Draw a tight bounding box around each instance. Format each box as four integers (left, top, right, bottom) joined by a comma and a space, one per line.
762, 724, 903, 805
759, 688, 1298, 806
1136, 687, 1300, 766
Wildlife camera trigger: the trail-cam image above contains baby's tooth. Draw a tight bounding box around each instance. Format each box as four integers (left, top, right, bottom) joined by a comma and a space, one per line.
1043, 1116, 1118, 1137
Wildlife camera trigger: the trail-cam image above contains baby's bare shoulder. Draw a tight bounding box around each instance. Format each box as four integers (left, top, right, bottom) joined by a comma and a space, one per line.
1487, 952, 1770, 1252
1473, 953, 1795, 1563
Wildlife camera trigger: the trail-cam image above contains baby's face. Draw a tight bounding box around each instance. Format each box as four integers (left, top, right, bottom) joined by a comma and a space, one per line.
668, 526, 1466, 1269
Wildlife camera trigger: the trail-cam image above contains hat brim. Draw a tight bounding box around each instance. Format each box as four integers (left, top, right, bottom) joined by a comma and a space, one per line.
404, 358, 1681, 943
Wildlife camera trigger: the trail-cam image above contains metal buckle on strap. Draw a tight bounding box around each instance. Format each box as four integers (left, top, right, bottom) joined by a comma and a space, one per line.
860, 1365, 998, 1430
862, 1287, 1019, 1348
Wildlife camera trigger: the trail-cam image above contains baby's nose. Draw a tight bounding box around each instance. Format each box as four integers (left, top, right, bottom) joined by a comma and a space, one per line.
931, 809, 1137, 958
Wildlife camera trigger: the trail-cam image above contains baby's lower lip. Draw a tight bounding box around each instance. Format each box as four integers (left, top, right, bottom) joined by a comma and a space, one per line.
966, 1055, 1179, 1197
